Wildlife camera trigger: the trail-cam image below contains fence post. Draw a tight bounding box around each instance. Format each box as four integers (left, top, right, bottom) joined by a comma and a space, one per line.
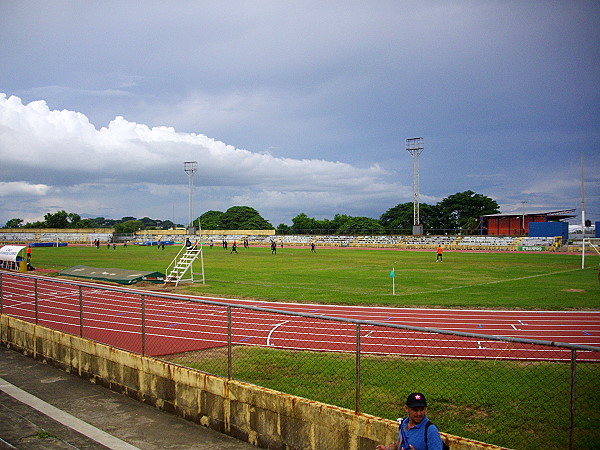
79, 286, 83, 337
355, 323, 361, 413
569, 349, 577, 450
34, 278, 38, 324
227, 306, 232, 380
141, 294, 146, 356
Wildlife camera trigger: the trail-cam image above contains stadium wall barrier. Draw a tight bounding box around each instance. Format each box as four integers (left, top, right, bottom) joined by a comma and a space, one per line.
0, 315, 504, 450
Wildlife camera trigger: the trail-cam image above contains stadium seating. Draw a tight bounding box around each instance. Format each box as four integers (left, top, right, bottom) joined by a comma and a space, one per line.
403, 235, 457, 246
518, 237, 555, 246
353, 235, 405, 247
457, 236, 517, 247
0, 231, 567, 251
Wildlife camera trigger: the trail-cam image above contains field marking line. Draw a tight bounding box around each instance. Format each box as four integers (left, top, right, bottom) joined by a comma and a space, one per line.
391, 267, 582, 296
267, 321, 290, 346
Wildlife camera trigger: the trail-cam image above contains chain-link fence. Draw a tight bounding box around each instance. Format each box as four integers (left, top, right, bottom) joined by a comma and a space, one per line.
1, 272, 598, 449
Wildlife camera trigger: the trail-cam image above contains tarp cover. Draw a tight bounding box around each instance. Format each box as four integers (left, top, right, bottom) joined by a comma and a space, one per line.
59, 265, 165, 284
0, 245, 27, 262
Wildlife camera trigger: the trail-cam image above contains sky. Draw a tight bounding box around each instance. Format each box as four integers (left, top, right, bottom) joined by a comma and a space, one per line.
1, 1, 599, 228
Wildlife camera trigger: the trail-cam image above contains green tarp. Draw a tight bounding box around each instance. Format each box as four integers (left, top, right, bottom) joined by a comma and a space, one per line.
59, 265, 165, 285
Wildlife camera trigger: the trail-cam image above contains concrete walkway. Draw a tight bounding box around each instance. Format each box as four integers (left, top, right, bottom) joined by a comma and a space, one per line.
0, 346, 256, 449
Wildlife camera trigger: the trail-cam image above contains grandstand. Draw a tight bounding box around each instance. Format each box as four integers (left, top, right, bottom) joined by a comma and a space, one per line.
403, 235, 457, 247
353, 235, 405, 247
456, 236, 517, 248
0, 229, 575, 251
0, 229, 112, 245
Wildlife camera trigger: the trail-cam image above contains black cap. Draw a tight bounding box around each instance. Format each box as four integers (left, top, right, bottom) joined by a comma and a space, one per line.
406, 392, 427, 408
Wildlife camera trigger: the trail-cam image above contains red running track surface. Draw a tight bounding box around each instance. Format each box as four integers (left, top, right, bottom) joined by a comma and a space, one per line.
1, 274, 599, 362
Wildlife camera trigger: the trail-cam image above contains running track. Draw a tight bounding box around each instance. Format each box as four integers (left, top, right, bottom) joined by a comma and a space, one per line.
1, 273, 599, 362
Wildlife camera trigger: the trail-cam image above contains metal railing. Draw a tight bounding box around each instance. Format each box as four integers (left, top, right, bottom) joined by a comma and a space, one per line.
1, 272, 598, 449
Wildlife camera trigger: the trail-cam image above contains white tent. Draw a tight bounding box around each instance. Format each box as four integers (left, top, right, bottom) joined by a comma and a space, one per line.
0, 245, 27, 271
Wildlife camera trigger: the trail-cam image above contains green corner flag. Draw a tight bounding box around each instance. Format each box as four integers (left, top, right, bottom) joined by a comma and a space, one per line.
389, 268, 395, 278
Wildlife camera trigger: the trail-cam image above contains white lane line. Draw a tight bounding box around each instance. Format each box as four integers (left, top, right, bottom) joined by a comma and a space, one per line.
511, 324, 518, 331
0, 377, 139, 450
267, 321, 290, 346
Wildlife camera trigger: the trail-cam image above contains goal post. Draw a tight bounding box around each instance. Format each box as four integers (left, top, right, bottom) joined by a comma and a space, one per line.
581, 237, 600, 269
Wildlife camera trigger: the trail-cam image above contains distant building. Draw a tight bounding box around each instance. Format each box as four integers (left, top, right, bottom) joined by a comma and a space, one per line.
479, 209, 576, 236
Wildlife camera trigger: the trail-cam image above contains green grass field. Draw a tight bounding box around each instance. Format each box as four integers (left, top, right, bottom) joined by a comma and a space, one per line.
29, 244, 600, 309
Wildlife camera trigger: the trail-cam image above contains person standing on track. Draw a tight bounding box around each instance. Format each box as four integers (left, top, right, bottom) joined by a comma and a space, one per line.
436, 245, 443, 262
376, 392, 444, 450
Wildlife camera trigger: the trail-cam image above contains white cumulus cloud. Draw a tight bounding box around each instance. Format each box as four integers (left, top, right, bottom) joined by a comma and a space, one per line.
0, 94, 407, 226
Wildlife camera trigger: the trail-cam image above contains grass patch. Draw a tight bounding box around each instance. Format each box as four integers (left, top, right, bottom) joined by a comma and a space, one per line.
29, 245, 600, 309
166, 345, 600, 450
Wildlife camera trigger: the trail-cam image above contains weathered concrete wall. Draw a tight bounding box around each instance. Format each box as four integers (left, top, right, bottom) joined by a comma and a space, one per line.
0, 315, 508, 450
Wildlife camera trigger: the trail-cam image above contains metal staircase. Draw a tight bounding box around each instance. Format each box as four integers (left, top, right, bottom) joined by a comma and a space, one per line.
164, 240, 205, 286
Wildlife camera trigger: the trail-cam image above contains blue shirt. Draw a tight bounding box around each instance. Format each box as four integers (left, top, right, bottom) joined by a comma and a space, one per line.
397, 415, 443, 450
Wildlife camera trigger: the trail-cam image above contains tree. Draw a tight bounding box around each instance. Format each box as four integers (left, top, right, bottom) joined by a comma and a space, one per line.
4, 218, 23, 228
44, 210, 70, 228
336, 216, 385, 234
220, 206, 273, 230
161, 220, 177, 229
22, 220, 45, 228
437, 191, 499, 231
380, 203, 414, 231
114, 220, 143, 234
75, 218, 95, 228
198, 210, 225, 230
276, 223, 291, 234
291, 213, 318, 234
67, 213, 82, 228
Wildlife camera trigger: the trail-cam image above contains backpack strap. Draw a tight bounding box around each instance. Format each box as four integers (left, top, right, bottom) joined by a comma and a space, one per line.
425, 421, 449, 450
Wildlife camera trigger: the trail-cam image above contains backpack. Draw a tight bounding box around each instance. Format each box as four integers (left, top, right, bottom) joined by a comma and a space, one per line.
424, 421, 450, 450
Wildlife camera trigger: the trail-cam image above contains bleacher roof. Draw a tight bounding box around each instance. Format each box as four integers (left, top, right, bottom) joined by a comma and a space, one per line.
481, 209, 576, 220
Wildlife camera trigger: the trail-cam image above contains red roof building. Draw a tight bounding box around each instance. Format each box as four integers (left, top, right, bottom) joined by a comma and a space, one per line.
479, 209, 576, 236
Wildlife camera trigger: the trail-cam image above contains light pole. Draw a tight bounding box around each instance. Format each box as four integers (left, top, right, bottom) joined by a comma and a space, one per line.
521, 201, 527, 235
184, 161, 198, 233
406, 137, 424, 235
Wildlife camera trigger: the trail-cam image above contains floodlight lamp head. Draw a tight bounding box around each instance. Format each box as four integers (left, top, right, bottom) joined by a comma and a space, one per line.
184, 161, 198, 175
406, 137, 424, 153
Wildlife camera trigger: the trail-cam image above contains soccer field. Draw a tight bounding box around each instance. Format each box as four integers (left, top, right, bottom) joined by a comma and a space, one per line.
28, 244, 600, 310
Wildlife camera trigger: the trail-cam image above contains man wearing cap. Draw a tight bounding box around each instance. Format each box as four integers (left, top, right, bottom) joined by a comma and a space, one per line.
376, 392, 444, 450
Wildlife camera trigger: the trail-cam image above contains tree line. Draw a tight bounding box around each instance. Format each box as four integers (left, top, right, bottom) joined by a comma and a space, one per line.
3, 212, 181, 234
277, 190, 499, 234
3, 190, 499, 235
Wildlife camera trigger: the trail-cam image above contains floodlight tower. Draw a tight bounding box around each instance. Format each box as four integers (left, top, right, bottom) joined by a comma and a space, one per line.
184, 161, 198, 232
406, 137, 424, 234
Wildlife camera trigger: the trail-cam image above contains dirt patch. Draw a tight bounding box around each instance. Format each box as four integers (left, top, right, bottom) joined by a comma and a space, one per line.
561, 288, 586, 292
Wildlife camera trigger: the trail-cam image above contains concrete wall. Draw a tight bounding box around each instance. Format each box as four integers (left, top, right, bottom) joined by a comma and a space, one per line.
0, 315, 507, 450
